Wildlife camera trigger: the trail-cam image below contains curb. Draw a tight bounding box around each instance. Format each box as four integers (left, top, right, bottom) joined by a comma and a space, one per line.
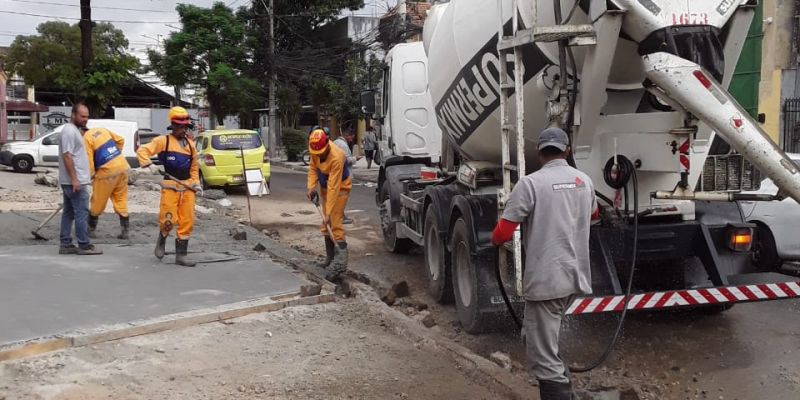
273, 161, 379, 183
0, 291, 335, 363
343, 279, 540, 400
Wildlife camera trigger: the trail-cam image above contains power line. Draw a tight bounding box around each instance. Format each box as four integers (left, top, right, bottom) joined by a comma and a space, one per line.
3, 0, 173, 13
0, 9, 179, 24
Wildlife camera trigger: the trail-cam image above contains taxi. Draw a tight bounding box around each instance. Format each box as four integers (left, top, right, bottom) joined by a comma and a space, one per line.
195, 128, 271, 188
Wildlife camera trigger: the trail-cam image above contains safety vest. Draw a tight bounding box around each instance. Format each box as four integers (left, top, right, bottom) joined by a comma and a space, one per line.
85, 128, 128, 176
317, 162, 350, 188
158, 135, 194, 181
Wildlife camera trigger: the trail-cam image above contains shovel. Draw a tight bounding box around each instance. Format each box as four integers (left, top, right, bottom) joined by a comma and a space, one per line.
157, 170, 203, 196
31, 204, 63, 240
311, 191, 344, 255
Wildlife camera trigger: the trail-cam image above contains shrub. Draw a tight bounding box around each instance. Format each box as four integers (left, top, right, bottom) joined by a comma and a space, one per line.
282, 128, 306, 162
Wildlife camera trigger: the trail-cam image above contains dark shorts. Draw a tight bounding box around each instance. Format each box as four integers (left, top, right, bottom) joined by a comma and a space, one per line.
365, 150, 375, 160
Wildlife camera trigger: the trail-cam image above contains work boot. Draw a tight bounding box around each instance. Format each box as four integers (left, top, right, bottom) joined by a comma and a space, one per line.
343, 215, 354, 225
88, 215, 99, 238
315, 237, 336, 270
175, 239, 197, 267
154, 233, 167, 260
538, 380, 574, 400
325, 241, 348, 281
117, 215, 130, 240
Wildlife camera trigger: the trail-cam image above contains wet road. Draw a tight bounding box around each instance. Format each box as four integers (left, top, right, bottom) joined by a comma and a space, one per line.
236, 167, 800, 398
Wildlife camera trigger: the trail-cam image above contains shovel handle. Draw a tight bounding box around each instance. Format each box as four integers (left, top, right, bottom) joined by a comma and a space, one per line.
158, 170, 198, 193
34, 205, 63, 230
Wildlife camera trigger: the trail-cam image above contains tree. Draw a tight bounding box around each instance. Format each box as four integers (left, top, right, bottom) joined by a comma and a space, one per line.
4, 21, 140, 115
147, 2, 261, 126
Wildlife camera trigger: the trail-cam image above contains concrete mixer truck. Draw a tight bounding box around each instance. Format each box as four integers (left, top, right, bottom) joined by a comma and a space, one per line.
361, 0, 800, 333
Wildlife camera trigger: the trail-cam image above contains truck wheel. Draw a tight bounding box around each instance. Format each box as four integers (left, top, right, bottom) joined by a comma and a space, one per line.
12, 155, 34, 173
451, 217, 493, 334
753, 225, 780, 271
379, 183, 413, 253
424, 207, 453, 303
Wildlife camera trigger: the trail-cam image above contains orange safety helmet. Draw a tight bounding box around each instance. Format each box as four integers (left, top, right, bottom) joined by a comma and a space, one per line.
168, 106, 192, 125
308, 129, 329, 155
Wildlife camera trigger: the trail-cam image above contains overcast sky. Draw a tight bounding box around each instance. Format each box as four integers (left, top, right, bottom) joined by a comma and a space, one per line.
0, 0, 398, 57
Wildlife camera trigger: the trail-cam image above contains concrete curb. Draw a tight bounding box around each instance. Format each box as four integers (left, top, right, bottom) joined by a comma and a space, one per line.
343, 279, 540, 400
0, 291, 335, 363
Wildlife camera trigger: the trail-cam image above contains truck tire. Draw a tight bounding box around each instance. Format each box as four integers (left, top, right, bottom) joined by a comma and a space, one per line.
451, 217, 495, 334
753, 225, 780, 271
379, 183, 414, 254
424, 207, 453, 303
12, 155, 34, 173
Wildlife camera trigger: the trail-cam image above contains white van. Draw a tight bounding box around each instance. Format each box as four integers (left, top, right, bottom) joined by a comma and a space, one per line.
0, 120, 140, 172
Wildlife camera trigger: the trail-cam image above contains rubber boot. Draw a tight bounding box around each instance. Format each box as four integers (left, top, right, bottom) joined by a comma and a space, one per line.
538, 380, 574, 400
154, 233, 167, 260
175, 239, 196, 267
325, 241, 348, 281
117, 215, 130, 240
315, 237, 335, 270
88, 215, 99, 238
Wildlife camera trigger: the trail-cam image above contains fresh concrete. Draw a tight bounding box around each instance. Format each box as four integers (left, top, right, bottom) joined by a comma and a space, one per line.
0, 244, 308, 344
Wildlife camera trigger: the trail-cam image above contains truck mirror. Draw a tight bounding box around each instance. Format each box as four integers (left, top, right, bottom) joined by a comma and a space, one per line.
360, 90, 376, 116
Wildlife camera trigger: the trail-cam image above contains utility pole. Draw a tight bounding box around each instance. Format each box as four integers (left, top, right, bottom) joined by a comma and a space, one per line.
79, 0, 93, 72
268, 0, 278, 159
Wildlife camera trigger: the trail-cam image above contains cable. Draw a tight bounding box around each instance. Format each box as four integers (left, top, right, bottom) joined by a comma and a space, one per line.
569, 155, 639, 373
0, 10, 179, 24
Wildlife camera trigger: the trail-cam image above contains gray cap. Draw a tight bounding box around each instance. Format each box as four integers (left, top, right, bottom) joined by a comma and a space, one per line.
537, 127, 569, 151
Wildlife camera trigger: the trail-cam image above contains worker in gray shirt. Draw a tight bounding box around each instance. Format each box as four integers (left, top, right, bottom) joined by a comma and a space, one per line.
58, 103, 102, 255
333, 130, 361, 225
491, 127, 596, 400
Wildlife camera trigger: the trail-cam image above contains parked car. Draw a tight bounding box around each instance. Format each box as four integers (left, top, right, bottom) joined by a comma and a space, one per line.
0, 120, 140, 173
195, 128, 270, 189
740, 153, 800, 269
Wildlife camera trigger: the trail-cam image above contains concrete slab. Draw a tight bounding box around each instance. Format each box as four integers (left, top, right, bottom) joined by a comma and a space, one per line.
0, 245, 308, 344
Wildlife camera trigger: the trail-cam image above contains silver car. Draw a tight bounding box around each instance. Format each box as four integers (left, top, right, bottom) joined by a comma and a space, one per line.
740, 153, 800, 269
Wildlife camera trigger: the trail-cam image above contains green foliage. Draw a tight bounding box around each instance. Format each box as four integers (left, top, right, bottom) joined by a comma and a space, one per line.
4, 21, 140, 114
282, 127, 307, 162
310, 57, 384, 127
147, 2, 261, 124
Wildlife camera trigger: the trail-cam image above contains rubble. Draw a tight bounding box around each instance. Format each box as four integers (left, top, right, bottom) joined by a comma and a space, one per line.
229, 227, 247, 241
300, 284, 321, 297
252, 242, 267, 252
34, 173, 58, 187
217, 199, 233, 207
203, 189, 226, 200
413, 310, 436, 328
489, 351, 511, 370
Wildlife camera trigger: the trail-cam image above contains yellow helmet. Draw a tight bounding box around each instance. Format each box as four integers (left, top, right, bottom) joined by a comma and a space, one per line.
168, 106, 191, 125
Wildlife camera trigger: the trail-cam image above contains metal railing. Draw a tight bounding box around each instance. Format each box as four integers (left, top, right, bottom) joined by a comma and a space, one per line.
782, 97, 800, 153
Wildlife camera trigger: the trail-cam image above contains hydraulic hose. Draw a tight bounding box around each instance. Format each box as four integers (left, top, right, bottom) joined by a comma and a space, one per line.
492, 155, 640, 373
569, 155, 639, 373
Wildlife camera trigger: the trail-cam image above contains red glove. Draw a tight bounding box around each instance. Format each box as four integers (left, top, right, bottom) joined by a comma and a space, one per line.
491, 219, 520, 246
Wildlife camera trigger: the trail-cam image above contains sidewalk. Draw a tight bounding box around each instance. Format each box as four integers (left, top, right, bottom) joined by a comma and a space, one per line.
274, 157, 379, 184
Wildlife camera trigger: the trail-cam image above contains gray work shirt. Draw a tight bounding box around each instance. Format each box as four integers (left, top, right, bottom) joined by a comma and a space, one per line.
333, 137, 356, 167
502, 159, 596, 301
58, 123, 92, 185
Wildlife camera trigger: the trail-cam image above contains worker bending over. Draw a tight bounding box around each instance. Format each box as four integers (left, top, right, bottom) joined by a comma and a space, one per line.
491, 127, 596, 400
136, 106, 200, 267
306, 129, 351, 280
84, 127, 130, 239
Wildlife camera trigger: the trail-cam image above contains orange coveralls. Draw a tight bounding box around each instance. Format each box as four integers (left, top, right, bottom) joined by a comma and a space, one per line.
84, 127, 129, 218
307, 144, 352, 242
136, 134, 199, 239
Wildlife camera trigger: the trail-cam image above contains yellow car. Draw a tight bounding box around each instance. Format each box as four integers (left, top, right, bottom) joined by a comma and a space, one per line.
195, 129, 271, 189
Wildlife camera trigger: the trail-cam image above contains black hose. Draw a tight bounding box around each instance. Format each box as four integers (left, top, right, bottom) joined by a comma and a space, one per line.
569, 156, 639, 373
495, 253, 523, 328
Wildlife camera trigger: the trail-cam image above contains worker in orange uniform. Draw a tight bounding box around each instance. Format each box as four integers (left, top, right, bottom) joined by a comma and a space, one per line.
84, 127, 130, 239
136, 106, 200, 267
306, 129, 351, 280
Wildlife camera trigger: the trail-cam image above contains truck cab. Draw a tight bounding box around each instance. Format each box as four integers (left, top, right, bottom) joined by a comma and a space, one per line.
365, 42, 442, 169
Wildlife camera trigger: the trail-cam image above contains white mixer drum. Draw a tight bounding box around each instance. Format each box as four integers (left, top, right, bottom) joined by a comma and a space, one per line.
426, 0, 646, 163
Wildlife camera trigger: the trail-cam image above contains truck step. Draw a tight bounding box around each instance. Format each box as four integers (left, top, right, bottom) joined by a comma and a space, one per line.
566, 281, 800, 315
498, 25, 594, 50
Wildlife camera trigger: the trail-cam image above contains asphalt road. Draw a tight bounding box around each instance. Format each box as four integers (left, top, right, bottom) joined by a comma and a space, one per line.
241, 168, 800, 398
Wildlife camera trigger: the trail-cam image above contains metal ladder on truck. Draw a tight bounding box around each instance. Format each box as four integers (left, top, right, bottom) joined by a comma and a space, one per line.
495, 0, 594, 299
